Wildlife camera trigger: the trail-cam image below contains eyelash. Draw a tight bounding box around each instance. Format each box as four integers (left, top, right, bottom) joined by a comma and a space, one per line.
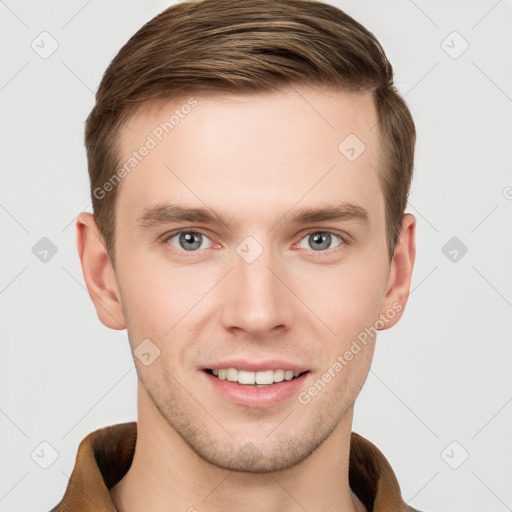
162, 229, 347, 257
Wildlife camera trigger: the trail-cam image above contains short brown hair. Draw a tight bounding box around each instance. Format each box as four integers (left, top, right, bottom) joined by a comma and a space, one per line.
85, 0, 415, 267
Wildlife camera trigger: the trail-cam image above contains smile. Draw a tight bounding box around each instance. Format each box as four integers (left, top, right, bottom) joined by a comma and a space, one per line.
205, 368, 309, 386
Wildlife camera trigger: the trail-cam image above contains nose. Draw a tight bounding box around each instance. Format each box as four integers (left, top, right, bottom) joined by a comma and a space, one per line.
219, 240, 295, 338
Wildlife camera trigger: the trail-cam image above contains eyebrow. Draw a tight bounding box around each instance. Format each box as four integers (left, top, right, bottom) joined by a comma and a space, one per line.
136, 201, 370, 231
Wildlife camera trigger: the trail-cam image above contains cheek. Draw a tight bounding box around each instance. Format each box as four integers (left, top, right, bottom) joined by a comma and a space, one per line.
116, 249, 217, 344
294, 258, 387, 343
304, 269, 380, 405
115, 252, 173, 338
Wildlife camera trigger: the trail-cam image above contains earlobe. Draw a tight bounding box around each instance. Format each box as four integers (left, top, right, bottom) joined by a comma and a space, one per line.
379, 213, 416, 330
76, 212, 126, 330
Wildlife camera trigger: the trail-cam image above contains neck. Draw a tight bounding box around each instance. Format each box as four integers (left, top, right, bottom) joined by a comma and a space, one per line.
109, 386, 365, 512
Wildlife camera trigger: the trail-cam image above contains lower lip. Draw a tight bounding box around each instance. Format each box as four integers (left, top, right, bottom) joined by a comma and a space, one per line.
202, 370, 310, 408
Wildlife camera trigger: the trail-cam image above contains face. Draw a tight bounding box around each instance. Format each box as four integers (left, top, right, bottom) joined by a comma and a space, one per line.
81, 85, 413, 473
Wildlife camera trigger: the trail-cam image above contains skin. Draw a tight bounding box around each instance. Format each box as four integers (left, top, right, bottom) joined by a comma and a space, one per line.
76, 84, 416, 512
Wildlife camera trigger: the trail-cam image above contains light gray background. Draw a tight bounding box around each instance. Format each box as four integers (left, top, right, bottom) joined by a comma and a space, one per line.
1, 1, 511, 511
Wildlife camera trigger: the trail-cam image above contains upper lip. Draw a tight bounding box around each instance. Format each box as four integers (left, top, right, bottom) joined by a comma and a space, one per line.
203, 359, 309, 373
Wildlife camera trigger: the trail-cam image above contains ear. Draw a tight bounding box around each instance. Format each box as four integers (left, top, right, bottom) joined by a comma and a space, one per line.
76, 212, 126, 330
378, 213, 416, 330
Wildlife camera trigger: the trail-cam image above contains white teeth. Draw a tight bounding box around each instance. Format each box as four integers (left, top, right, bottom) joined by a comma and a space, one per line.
210, 367, 305, 385
226, 368, 238, 382
273, 369, 285, 382
256, 370, 274, 385
237, 370, 255, 384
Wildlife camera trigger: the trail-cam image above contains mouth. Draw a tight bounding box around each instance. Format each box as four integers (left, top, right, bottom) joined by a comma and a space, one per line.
204, 368, 310, 387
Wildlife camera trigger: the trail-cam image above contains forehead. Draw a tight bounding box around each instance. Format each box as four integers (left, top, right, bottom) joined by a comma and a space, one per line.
114, 85, 384, 229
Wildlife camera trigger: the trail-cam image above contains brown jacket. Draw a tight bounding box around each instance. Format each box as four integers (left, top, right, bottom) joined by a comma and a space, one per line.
50, 422, 419, 512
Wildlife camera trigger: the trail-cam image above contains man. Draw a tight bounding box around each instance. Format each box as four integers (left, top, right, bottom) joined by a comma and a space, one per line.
51, 0, 418, 510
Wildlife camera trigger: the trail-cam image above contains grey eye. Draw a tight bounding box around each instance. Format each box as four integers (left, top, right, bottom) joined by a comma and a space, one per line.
167, 231, 212, 251
298, 232, 343, 252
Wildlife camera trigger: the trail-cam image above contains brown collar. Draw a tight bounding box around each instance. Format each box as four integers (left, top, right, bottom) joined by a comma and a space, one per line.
51, 422, 415, 512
